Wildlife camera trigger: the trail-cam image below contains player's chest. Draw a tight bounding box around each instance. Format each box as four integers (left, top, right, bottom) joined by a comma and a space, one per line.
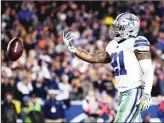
108, 42, 130, 55
108, 42, 133, 76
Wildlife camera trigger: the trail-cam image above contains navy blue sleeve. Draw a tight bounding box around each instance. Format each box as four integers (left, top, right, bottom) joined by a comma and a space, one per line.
134, 36, 150, 53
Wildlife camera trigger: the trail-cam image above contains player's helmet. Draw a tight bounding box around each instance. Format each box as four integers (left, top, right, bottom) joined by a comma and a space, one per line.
110, 12, 140, 41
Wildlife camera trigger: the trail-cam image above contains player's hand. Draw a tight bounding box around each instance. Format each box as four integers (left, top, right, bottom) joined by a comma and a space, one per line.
63, 30, 76, 53
138, 93, 152, 112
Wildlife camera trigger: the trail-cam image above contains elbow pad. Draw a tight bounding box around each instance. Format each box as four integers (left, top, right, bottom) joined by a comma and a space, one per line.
139, 59, 154, 94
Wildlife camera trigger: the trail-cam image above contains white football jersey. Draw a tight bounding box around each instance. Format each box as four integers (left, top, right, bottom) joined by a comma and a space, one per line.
106, 36, 150, 92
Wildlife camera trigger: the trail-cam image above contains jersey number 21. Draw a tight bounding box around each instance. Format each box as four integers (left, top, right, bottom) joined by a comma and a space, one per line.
111, 51, 127, 76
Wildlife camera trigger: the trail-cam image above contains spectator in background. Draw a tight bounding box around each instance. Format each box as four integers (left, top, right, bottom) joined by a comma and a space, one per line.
7, 77, 20, 99
46, 71, 59, 90
158, 96, 164, 118
70, 78, 83, 100
82, 90, 99, 122
159, 57, 164, 96
100, 72, 116, 97
2, 77, 11, 100
31, 71, 47, 104
97, 91, 115, 122
57, 74, 72, 108
17, 75, 33, 101
29, 94, 44, 123
21, 96, 32, 123
43, 89, 65, 123
11, 99, 22, 119
18, 2, 35, 28
151, 75, 161, 96
81, 78, 92, 98
142, 113, 151, 123
1, 71, 22, 117
21, 95, 43, 123
21, 94, 43, 123
2, 92, 17, 123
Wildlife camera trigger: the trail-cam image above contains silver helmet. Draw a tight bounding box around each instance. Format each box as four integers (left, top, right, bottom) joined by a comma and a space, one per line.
110, 12, 140, 41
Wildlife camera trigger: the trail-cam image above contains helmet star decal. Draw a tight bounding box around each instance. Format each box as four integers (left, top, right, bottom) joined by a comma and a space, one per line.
110, 13, 140, 41
125, 15, 138, 25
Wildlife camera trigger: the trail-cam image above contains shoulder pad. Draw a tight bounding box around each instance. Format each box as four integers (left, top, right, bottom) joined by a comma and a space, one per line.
134, 36, 150, 53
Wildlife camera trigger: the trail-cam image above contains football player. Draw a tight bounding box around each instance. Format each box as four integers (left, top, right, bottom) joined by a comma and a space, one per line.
63, 12, 154, 122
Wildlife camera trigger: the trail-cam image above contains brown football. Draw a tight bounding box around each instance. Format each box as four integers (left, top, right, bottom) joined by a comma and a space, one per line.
6, 37, 24, 61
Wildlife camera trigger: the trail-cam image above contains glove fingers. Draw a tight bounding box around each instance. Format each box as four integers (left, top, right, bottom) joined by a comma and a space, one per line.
138, 93, 152, 112
63, 30, 66, 38
145, 105, 149, 110
141, 103, 149, 112
139, 102, 146, 112
63, 30, 68, 38
143, 104, 147, 111
65, 31, 71, 38
67, 36, 74, 41
139, 104, 143, 112
144, 105, 149, 111
67, 35, 74, 39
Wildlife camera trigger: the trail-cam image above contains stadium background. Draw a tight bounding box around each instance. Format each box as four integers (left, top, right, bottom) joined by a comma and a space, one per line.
1, 1, 164, 123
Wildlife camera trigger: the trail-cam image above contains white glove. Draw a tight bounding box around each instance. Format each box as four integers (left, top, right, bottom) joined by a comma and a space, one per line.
63, 31, 76, 53
137, 93, 152, 112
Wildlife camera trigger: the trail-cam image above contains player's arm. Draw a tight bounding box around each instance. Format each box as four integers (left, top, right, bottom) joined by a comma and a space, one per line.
63, 31, 111, 63
134, 36, 154, 112
135, 52, 153, 94
75, 50, 110, 63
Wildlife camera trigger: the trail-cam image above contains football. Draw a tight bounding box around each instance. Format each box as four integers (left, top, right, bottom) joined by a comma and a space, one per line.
6, 37, 24, 61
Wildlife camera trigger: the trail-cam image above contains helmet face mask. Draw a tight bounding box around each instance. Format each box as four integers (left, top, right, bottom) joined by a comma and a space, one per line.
110, 12, 140, 42
110, 23, 126, 40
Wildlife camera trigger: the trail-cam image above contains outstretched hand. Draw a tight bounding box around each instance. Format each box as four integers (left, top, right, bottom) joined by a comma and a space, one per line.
63, 31, 76, 53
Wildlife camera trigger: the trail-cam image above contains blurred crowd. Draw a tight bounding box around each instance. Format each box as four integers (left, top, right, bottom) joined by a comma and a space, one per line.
1, 1, 164, 123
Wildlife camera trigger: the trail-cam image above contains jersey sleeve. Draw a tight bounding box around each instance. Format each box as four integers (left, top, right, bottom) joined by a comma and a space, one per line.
105, 42, 110, 55
133, 36, 150, 53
